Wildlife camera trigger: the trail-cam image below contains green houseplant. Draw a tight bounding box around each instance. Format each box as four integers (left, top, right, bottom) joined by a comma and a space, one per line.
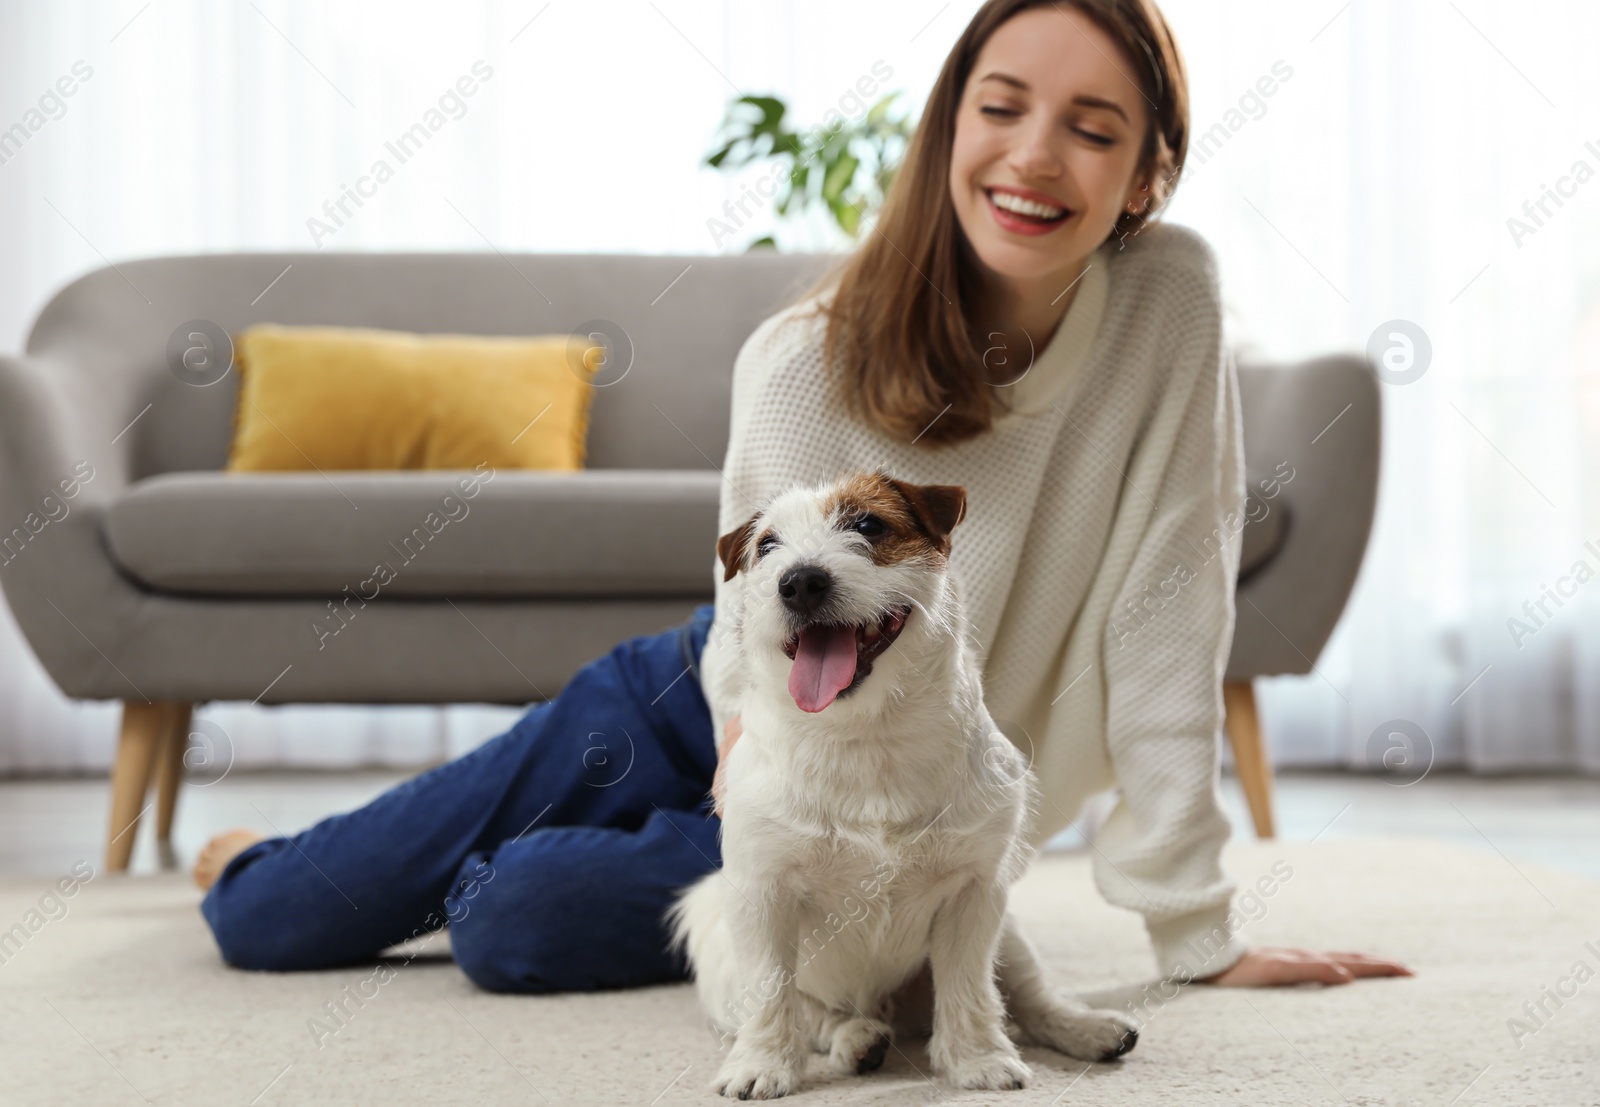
703, 91, 917, 252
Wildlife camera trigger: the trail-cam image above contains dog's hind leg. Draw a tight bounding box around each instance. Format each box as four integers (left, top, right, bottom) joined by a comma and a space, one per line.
825, 1011, 893, 1075
996, 911, 1139, 1062
810, 995, 895, 1075
797, 989, 833, 1053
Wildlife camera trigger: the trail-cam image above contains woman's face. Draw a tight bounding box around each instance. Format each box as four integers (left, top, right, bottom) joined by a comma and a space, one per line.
948, 5, 1151, 289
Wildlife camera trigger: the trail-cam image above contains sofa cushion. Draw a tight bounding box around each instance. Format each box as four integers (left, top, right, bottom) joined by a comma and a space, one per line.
227, 325, 602, 473
106, 470, 720, 598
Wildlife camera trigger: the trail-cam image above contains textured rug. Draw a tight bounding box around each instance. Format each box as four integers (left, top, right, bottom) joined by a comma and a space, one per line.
1, 836, 1596, 1106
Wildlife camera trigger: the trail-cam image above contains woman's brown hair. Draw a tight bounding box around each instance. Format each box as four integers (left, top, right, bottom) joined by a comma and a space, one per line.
799, 0, 1189, 448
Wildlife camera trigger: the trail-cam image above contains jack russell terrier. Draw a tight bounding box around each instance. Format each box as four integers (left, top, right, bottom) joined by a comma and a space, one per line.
668, 469, 1138, 1099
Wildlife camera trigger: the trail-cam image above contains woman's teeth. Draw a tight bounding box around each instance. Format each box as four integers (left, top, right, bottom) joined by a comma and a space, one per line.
989, 189, 1067, 221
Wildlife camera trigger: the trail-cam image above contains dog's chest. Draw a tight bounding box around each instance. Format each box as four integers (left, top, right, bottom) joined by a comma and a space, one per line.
785, 825, 968, 1003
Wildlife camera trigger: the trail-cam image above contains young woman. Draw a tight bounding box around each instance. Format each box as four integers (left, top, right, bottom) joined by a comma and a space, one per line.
195, 0, 1411, 994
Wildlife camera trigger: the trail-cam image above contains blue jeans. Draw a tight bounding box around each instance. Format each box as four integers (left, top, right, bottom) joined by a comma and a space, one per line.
201, 604, 722, 994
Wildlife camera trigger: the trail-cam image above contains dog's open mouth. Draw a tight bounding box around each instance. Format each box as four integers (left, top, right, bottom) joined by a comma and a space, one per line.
781, 605, 911, 713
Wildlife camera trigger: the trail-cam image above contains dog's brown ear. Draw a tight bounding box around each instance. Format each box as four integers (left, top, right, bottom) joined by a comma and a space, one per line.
716, 514, 761, 582
884, 477, 968, 556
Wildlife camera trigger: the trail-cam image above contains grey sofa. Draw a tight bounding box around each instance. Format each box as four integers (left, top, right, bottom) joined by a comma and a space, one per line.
0, 252, 1380, 868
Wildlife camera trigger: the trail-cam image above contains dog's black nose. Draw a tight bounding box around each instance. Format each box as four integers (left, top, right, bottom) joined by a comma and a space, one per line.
778, 564, 833, 618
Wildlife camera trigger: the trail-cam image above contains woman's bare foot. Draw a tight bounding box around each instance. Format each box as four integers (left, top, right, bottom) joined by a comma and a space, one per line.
192, 828, 266, 891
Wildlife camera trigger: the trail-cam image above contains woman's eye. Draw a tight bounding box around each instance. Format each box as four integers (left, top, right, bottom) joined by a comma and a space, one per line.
757, 534, 779, 558
854, 515, 887, 539
980, 105, 1017, 118
1075, 128, 1115, 146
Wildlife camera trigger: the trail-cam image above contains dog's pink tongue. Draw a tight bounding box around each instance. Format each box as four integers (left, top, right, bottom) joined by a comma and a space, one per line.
788, 624, 858, 713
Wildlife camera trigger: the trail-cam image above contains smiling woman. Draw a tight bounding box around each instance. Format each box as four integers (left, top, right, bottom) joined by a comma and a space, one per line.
804, 0, 1187, 446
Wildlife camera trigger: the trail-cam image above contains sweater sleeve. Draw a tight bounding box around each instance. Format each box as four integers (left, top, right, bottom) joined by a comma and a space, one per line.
1092, 258, 1250, 982
700, 305, 805, 745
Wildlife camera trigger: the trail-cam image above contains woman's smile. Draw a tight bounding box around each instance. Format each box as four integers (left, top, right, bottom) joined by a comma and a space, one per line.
984, 184, 1075, 235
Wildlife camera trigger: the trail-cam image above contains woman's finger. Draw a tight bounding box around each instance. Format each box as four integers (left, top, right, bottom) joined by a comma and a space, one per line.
1287, 954, 1355, 986
1326, 952, 1414, 977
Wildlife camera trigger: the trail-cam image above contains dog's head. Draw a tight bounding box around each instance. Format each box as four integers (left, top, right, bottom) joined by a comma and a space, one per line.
716, 468, 967, 715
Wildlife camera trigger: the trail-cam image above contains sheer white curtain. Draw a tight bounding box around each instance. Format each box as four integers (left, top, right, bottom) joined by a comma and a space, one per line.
1157, 0, 1600, 773
1, 0, 1596, 773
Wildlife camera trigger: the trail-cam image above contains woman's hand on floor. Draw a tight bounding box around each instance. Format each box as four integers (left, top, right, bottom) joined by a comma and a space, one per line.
1193, 947, 1414, 986
711, 714, 742, 818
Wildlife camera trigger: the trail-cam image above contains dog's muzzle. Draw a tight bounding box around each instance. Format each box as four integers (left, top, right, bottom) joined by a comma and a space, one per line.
781, 604, 912, 713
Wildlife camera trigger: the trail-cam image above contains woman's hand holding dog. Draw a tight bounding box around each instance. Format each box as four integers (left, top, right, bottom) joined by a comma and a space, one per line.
711, 713, 742, 818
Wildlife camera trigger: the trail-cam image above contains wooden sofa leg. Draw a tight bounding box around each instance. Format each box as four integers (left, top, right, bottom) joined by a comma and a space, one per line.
107, 701, 171, 871
1223, 680, 1276, 839
155, 702, 194, 843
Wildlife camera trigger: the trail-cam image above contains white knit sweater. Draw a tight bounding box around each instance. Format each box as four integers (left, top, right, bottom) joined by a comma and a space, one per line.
700, 222, 1249, 981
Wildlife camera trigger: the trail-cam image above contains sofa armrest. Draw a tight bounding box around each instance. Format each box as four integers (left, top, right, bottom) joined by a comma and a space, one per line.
1226, 354, 1381, 680
0, 353, 121, 522
0, 352, 144, 696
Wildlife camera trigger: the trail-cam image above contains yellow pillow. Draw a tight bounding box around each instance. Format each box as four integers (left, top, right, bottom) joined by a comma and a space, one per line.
227, 325, 603, 472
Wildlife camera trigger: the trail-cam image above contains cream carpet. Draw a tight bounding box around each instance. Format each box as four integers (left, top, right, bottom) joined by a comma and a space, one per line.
1, 836, 1596, 1106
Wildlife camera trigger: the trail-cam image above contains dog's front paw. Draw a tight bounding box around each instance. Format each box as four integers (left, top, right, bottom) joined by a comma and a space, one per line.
1020, 1002, 1140, 1062
931, 1041, 1032, 1091
712, 1050, 803, 1100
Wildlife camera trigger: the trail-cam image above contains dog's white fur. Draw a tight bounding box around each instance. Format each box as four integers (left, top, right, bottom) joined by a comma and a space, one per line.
668, 473, 1138, 1099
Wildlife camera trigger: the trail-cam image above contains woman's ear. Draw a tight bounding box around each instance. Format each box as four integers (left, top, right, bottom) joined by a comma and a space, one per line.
1124, 175, 1152, 214
716, 515, 761, 582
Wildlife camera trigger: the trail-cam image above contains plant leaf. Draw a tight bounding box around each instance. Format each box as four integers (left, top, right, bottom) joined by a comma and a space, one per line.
831, 197, 862, 238
822, 153, 859, 203
740, 95, 787, 132
865, 91, 901, 126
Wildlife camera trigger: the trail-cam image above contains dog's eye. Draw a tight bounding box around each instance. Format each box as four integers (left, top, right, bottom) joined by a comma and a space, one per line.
853, 515, 887, 540
756, 533, 780, 558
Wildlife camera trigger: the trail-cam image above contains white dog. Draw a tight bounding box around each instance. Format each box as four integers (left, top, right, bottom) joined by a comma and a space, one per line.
668, 469, 1139, 1099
